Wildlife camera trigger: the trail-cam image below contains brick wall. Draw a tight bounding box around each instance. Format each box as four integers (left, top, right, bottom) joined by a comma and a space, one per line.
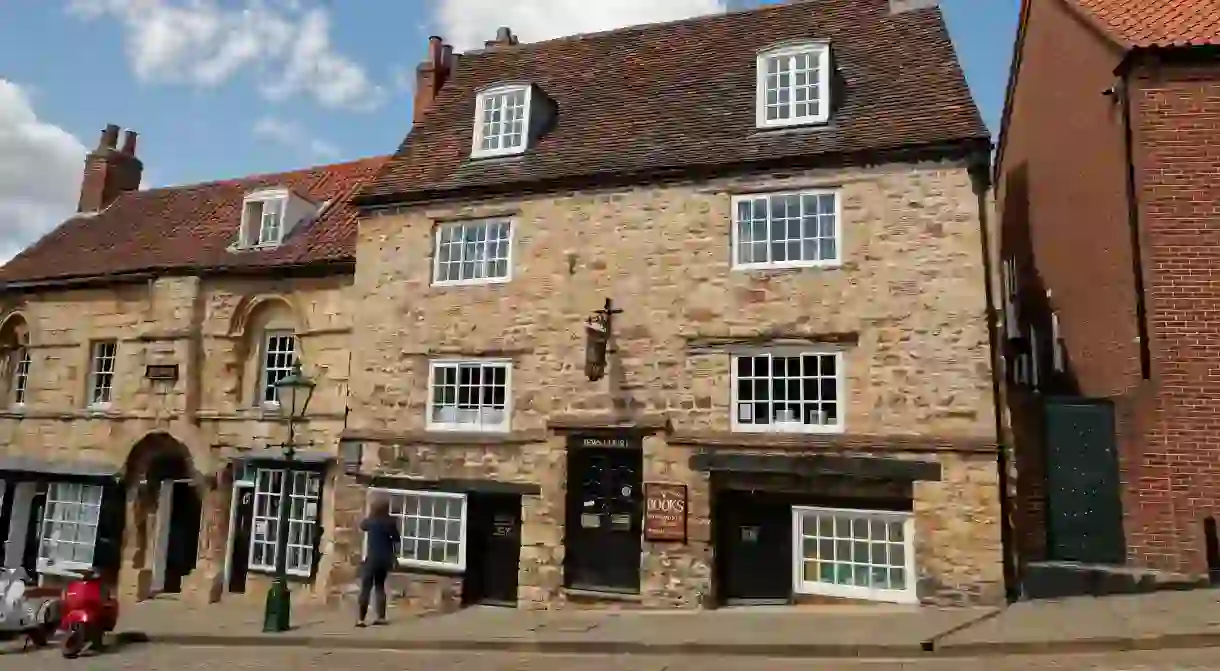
1130, 59, 1220, 573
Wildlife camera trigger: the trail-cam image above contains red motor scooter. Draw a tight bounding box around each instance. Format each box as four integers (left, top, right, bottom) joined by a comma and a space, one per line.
57, 569, 119, 659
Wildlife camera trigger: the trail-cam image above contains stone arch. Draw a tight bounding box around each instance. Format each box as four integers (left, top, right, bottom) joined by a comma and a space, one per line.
121, 431, 207, 598
227, 294, 306, 406
0, 312, 30, 405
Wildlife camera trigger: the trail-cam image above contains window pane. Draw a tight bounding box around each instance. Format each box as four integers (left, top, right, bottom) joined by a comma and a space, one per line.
430, 361, 510, 430
434, 219, 512, 283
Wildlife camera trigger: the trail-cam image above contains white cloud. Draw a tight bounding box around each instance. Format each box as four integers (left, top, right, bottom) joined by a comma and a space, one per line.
0, 80, 87, 264
67, 0, 385, 112
252, 115, 340, 162
434, 0, 729, 52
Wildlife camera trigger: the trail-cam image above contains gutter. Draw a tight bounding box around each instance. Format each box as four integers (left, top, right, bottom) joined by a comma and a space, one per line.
0, 259, 355, 293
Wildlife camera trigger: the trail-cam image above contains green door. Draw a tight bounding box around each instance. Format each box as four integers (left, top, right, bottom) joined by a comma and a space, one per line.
1043, 398, 1125, 564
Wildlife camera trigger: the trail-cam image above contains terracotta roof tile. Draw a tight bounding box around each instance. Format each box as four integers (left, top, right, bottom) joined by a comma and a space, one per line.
1069, 0, 1220, 48
357, 0, 988, 205
0, 156, 388, 285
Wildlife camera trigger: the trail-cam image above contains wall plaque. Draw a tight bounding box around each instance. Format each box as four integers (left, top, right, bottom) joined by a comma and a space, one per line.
145, 364, 179, 381
644, 482, 687, 543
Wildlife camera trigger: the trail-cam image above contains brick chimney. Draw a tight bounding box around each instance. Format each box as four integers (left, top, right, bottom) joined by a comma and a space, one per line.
485, 26, 518, 49
78, 124, 143, 213
413, 36, 455, 126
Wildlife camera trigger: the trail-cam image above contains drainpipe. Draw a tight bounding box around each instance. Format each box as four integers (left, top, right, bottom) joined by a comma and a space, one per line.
969, 148, 1019, 602
1116, 59, 1152, 380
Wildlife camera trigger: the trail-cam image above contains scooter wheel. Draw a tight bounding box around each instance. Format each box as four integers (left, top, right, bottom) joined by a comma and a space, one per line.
27, 626, 49, 648
62, 626, 86, 659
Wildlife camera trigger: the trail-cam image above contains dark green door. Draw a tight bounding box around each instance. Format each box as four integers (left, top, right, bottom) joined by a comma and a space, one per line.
1044, 398, 1125, 564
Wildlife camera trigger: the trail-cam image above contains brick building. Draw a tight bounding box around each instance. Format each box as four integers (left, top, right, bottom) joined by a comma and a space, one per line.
0, 122, 385, 605
335, 0, 1005, 609
996, 0, 1220, 590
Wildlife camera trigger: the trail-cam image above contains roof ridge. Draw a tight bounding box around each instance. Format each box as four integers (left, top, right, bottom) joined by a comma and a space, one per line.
455, 0, 887, 58
138, 154, 389, 196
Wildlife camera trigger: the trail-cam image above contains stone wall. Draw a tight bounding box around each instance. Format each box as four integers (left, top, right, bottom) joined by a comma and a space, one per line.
0, 273, 353, 604
344, 159, 1004, 607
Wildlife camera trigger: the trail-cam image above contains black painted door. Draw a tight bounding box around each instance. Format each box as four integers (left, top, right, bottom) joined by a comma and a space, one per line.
23, 491, 45, 575
1044, 398, 1126, 564
164, 482, 202, 593
564, 448, 643, 592
0, 479, 12, 567
464, 493, 522, 606
717, 491, 792, 603
228, 488, 254, 593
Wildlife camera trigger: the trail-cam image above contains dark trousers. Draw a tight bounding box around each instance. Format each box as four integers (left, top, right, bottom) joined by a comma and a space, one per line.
357, 561, 390, 621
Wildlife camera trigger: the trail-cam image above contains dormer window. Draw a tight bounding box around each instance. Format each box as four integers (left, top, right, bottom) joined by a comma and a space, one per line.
472, 84, 531, 158
243, 193, 286, 247
235, 187, 316, 251
756, 42, 831, 129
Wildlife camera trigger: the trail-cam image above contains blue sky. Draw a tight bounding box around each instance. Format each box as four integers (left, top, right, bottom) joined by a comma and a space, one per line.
0, 0, 1019, 259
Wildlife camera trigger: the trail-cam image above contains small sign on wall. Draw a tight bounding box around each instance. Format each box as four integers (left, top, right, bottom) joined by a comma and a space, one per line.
644, 483, 687, 543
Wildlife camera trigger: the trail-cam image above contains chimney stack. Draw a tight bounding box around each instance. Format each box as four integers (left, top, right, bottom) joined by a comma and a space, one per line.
413, 35, 455, 126
78, 123, 144, 213
484, 26, 518, 49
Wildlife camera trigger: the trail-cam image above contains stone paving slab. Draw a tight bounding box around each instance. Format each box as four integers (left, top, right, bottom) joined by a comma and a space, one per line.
936, 588, 1220, 655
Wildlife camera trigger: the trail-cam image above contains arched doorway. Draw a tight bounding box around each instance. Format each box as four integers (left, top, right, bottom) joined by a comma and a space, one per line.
124, 433, 203, 596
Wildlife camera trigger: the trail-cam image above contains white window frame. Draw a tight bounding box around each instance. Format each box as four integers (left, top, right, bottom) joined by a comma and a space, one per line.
731, 190, 843, 270
426, 359, 512, 433
432, 218, 514, 286
367, 488, 468, 572
730, 347, 845, 434
259, 330, 297, 407
471, 84, 532, 159
248, 467, 322, 578
792, 505, 917, 604
756, 42, 832, 129
11, 343, 29, 407
87, 340, 117, 408
37, 482, 104, 574
241, 191, 289, 248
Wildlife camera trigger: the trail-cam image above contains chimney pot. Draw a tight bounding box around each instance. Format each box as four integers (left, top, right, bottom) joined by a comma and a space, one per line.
427, 35, 443, 65
99, 124, 120, 151
121, 130, 138, 156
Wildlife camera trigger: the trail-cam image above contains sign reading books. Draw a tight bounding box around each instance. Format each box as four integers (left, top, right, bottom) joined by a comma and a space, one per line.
644, 482, 687, 542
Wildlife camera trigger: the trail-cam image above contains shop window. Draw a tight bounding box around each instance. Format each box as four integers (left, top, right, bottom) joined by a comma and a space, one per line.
249, 468, 321, 577
38, 482, 104, 573
369, 488, 467, 571
792, 505, 916, 603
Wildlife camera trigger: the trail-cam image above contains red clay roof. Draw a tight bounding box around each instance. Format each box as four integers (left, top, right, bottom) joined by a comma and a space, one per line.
357, 0, 988, 205
0, 156, 388, 286
1069, 0, 1220, 48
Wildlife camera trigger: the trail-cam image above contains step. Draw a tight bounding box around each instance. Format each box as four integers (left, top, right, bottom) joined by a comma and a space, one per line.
1021, 561, 1210, 600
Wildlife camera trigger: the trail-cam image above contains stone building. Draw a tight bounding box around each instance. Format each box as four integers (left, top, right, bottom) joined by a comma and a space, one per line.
337, 0, 1006, 610
0, 121, 385, 605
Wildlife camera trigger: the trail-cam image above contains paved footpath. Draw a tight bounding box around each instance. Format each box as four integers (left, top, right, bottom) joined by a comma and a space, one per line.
111, 588, 1220, 658
8, 644, 1220, 671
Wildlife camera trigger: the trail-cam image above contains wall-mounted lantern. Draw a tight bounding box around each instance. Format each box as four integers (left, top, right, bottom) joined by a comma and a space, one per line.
584, 298, 622, 382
